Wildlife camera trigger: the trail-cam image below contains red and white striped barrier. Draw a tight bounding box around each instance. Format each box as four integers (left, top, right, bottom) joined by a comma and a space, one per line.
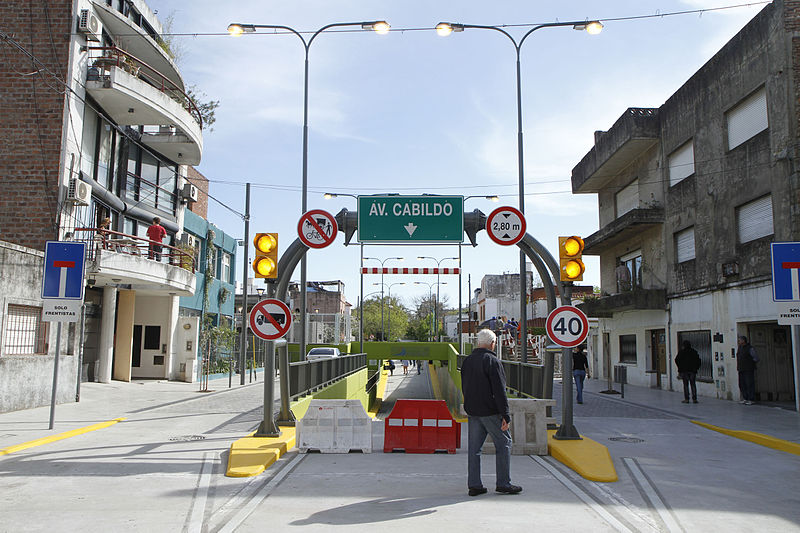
361, 267, 460, 275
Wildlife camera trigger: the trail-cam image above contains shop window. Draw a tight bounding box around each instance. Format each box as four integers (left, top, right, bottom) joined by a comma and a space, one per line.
619, 334, 637, 364
677, 330, 712, 382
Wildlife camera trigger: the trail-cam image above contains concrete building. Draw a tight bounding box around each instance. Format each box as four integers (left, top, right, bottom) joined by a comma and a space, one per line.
571, 0, 799, 404
0, 1, 205, 411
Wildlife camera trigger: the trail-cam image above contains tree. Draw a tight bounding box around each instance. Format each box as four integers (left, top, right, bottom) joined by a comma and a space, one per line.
354, 296, 410, 341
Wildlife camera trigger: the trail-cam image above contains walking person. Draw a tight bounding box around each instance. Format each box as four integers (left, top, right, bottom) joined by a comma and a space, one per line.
572, 345, 589, 404
675, 340, 701, 403
737, 336, 759, 405
460, 329, 521, 497
146, 216, 167, 261
402, 360, 409, 375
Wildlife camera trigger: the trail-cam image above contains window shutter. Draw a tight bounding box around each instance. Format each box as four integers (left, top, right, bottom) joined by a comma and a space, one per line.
616, 179, 639, 218
738, 195, 773, 243
727, 87, 768, 150
676, 227, 695, 263
668, 141, 694, 186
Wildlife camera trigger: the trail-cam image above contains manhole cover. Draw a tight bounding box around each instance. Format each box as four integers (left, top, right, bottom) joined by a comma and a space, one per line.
609, 436, 645, 443
169, 435, 206, 442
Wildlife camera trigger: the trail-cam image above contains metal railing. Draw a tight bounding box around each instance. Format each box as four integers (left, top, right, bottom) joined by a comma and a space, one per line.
123, 170, 178, 213
458, 354, 546, 399
87, 45, 203, 129
74, 227, 196, 272
288, 353, 367, 399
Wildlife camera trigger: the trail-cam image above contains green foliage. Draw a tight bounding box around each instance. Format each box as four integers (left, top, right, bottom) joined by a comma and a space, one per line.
355, 296, 409, 341
186, 86, 220, 131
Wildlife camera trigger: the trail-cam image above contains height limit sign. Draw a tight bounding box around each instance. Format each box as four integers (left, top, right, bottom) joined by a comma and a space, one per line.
486, 206, 526, 246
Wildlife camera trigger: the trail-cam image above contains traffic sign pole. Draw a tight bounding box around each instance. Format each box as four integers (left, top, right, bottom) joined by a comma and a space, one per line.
547, 297, 586, 440
48, 322, 62, 430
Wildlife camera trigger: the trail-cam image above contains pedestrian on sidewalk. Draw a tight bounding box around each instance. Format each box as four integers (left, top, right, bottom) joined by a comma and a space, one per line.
675, 340, 701, 403
573, 345, 589, 404
737, 336, 759, 405
460, 328, 521, 497
402, 360, 409, 375
387, 360, 395, 376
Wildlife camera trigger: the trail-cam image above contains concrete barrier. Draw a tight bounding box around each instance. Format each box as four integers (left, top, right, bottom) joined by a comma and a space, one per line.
482, 398, 555, 455
297, 399, 372, 453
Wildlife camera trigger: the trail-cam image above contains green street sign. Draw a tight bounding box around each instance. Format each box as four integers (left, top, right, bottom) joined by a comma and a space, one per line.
357, 195, 464, 243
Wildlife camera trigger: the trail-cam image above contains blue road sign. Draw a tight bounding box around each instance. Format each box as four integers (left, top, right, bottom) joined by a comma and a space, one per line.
42, 241, 87, 300
771, 242, 800, 301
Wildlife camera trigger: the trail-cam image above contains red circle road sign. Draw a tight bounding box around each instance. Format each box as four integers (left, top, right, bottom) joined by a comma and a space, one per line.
298, 209, 338, 249
486, 206, 526, 246
546, 305, 589, 348
249, 298, 292, 340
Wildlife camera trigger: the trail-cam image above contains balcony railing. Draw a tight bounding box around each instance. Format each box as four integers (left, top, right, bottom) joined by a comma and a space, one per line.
87, 45, 203, 129
74, 227, 196, 272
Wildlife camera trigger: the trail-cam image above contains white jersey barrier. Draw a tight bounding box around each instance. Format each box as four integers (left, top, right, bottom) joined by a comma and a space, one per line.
297, 399, 372, 453
481, 398, 555, 456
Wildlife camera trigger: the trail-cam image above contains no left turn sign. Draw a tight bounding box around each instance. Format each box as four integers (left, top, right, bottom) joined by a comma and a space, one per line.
486, 206, 526, 246
249, 298, 293, 340
298, 209, 338, 249
546, 305, 589, 348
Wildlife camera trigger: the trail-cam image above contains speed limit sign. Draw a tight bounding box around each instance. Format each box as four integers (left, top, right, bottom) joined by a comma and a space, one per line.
546, 305, 589, 348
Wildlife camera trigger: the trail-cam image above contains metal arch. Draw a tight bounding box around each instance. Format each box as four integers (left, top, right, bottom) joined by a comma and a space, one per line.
519, 232, 570, 307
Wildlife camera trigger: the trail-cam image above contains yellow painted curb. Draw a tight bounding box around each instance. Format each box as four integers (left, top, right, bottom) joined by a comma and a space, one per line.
226, 426, 296, 478
547, 429, 618, 482
368, 368, 389, 419
0, 417, 127, 457
692, 421, 800, 456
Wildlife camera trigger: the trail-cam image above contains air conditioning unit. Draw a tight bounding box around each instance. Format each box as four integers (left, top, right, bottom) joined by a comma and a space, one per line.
180, 183, 199, 203
77, 9, 102, 42
67, 178, 91, 206
179, 233, 197, 248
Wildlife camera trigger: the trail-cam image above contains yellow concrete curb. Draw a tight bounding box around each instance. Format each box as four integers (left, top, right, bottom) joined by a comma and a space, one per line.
226, 426, 296, 478
0, 417, 127, 457
368, 368, 389, 419
692, 421, 800, 456
547, 429, 618, 482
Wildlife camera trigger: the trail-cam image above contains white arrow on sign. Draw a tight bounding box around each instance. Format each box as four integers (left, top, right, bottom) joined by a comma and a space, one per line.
404, 222, 417, 236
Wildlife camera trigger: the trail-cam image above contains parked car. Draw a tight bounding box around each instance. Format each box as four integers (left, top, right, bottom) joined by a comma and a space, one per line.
306, 347, 341, 361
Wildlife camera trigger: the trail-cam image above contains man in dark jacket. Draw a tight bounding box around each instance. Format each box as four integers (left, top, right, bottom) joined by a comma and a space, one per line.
737, 335, 758, 405
460, 328, 521, 497
675, 340, 702, 403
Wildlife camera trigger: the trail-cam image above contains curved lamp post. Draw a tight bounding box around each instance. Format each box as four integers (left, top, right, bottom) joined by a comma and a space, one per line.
228, 20, 390, 360
436, 19, 602, 361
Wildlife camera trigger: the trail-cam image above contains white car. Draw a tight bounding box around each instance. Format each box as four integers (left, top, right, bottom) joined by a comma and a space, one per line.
306, 347, 341, 361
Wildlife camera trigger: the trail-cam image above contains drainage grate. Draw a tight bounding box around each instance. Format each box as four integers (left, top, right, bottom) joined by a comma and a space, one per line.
169, 435, 206, 442
609, 436, 645, 443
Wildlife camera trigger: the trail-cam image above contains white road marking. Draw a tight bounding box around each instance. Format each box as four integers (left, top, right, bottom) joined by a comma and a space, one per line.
186, 452, 215, 533
623, 457, 684, 533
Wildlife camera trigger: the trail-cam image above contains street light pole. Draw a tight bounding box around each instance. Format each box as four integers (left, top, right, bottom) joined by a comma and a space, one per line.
418, 256, 458, 342
227, 20, 390, 362
364, 256, 403, 340
436, 20, 602, 362
375, 282, 405, 341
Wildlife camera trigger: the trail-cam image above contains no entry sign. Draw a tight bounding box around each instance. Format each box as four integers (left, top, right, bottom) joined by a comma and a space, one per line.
298, 209, 337, 249
546, 305, 589, 348
249, 298, 292, 340
486, 206, 526, 246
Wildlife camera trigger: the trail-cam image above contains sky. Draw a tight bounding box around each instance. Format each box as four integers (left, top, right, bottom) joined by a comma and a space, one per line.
147, 0, 767, 311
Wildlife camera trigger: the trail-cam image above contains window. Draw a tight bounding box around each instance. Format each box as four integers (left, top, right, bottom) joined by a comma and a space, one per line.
727, 87, 768, 150
678, 330, 712, 382
4, 305, 48, 355
737, 195, 773, 243
615, 179, 639, 218
221, 252, 231, 283
668, 140, 694, 186
616, 250, 642, 293
675, 227, 696, 263
619, 334, 637, 363
144, 326, 161, 350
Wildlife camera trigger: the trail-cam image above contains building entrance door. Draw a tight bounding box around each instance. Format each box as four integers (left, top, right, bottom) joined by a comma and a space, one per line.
649, 329, 666, 388
749, 323, 794, 402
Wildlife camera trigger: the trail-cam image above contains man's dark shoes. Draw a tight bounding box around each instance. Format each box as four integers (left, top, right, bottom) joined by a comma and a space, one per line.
468, 487, 488, 497
496, 484, 523, 494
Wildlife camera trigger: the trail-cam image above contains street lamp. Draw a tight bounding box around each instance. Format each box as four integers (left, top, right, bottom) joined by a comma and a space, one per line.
417, 256, 458, 341
437, 19, 602, 362
374, 282, 405, 340
414, 281, 447, 341
364, 256, 403, 340
323, 192, 358, 200
464, 195, 500, 202
227, 19, 390, 362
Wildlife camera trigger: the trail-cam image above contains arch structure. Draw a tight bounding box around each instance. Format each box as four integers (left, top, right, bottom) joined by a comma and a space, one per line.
255, 207, 579, 440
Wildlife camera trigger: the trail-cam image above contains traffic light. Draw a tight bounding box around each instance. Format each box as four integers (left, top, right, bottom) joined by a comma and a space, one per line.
253, 233, 278, 279
559, 236, 585, 282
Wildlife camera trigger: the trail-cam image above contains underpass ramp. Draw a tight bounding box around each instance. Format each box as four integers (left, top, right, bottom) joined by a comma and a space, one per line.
226, 426, 296, 478
547, 429, 618, 482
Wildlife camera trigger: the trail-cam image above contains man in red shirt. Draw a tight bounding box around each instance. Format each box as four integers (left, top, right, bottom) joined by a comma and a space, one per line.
147, 217, 167, 261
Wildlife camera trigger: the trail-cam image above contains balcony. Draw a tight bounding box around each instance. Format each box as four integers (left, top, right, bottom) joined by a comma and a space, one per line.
583, 207, 665, 255
572, 108, 660, 193
86, 47, 203, 165
76, 228, 197, 297
577, 289, 667, 318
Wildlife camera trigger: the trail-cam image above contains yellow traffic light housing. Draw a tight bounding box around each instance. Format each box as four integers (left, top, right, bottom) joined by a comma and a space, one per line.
559, 236, 585, 282
253, 233, 278, 279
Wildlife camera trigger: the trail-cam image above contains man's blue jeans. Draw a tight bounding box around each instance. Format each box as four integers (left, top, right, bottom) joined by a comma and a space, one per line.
573, 370, 586, 403
467, 415, 512, 489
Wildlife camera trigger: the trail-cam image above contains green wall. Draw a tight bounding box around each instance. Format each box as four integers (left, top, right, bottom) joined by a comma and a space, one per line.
290, 368, 370, 420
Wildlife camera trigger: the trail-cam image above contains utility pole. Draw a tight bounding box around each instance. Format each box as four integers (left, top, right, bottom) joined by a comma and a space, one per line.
238, 183, 250, 386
